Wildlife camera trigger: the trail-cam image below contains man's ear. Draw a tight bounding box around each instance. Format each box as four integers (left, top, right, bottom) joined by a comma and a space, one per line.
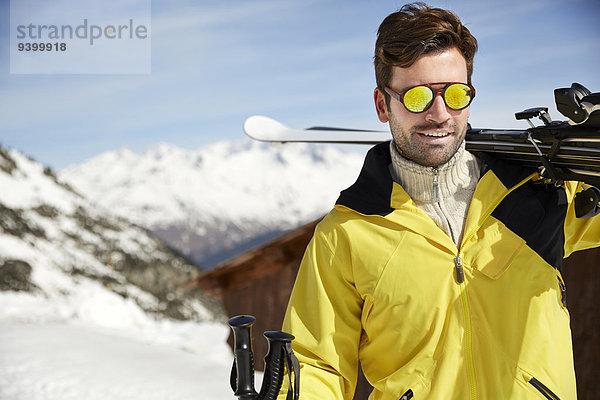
374, 88, 389, 123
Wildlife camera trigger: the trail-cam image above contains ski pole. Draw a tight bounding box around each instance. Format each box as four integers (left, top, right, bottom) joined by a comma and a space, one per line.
229, 315, 300, 400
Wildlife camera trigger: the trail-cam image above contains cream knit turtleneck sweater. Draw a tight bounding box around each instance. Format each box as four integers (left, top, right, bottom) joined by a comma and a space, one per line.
389, 141, 482, 246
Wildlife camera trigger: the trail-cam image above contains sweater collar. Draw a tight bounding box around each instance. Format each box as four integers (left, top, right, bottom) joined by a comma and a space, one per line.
389, 140, 479, 202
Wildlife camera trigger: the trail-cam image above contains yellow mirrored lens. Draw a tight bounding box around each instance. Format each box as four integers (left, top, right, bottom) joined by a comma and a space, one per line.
404, 86, 433, 112
444, 83, 471, 109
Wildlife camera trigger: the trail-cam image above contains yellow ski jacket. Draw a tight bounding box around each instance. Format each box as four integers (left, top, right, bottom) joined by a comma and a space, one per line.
280, 142, 600, 400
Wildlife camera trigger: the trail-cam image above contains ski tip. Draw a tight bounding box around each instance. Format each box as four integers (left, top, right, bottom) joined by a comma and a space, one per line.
243, 115, 287, 142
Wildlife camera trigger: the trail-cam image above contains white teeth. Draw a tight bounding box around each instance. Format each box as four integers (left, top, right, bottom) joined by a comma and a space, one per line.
421, 132, 450, 137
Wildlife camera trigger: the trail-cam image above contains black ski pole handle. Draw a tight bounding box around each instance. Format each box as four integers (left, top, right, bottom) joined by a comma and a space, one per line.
257, 331, 295, 400
229, 315, 259, 399
229, 315, 300, 400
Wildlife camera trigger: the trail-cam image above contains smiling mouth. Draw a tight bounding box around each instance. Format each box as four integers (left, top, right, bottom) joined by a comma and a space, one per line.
418, 131, 452, 138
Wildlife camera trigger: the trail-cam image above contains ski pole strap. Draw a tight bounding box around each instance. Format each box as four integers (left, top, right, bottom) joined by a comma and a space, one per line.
284, 342, 300, 400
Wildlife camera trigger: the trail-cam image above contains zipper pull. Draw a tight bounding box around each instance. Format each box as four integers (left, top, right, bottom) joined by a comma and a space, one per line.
432, 168, 439, 203
454, 257, 465, 283
557, 276, 567, 308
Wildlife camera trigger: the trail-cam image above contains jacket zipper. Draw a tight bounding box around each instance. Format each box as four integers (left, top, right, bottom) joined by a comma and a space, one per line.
455, 255, 476, 400
454, 171, 540, 400
399, 389, 414, 400
432, 168, 439, 203
528, 377, 561, 400
432, 167, 458, 241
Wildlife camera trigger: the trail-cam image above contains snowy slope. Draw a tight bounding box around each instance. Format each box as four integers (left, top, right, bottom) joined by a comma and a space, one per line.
0, 145, 220, 322
0, 307, 236, 399
0, 144, 242, 399
60, 140, 366, 267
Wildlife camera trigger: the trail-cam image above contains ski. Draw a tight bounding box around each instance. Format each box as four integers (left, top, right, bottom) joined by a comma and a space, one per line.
244, 115, 600, 183
243, 115, 390, 144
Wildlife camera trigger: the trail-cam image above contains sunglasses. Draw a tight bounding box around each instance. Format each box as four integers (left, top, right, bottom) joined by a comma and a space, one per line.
385, 82, 476, 113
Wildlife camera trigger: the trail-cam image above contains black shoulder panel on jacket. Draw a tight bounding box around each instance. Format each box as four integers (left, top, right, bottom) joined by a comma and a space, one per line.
475, 152, 568, 270
336, 141, 394, 216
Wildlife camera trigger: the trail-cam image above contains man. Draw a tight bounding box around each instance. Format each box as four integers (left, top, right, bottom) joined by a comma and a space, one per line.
279, 3, 600, 399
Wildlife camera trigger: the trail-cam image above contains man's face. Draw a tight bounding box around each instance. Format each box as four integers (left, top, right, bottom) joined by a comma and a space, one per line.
374, 47, 471, 167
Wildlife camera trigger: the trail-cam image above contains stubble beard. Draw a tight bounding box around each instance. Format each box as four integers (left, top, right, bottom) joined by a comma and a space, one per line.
389, 113, 467, 167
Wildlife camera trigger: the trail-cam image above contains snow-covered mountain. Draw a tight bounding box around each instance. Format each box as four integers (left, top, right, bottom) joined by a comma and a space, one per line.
0, 143, 222, 325
0, 143, 254, 399
60, 140, 367, 268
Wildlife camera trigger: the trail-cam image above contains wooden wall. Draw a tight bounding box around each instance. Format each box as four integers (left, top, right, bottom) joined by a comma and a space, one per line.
562, 246, 600, 399
223, 256, 301, 369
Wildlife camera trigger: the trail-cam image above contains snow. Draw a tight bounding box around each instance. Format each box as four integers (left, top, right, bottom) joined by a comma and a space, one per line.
0, 150, 83, 214
60, 139, 365, 230
0, 250, 237, 400
0, 144, 255, 399
0, 291, 244, 400
0, 321, 234, 400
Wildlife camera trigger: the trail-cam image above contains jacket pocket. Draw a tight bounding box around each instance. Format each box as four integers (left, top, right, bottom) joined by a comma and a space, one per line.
399, 389, 413, 400
469, 223, 526, 280
374, 372, 427, 400
527, 376, 561, 400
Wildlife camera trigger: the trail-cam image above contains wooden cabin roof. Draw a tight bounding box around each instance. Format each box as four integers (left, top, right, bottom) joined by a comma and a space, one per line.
190, 218, 322, 297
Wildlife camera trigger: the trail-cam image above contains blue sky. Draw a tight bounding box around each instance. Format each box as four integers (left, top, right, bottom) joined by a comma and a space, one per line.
1, 0, 599, 170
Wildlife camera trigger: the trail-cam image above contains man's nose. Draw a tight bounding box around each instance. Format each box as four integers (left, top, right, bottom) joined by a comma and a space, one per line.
425, 93, 451, 124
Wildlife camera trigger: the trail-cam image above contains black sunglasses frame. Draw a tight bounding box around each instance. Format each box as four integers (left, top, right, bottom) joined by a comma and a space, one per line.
385, 82, 476, 113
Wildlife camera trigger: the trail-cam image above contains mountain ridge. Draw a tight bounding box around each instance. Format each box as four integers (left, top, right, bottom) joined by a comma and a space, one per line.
59, 139, 367, 268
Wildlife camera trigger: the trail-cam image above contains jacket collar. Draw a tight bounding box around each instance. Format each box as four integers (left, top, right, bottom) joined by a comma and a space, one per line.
336, 142, 539, 217
336, 141, 395, 216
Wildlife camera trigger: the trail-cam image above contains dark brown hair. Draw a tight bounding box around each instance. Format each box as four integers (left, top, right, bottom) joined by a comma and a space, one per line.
374, 3, 478, 102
